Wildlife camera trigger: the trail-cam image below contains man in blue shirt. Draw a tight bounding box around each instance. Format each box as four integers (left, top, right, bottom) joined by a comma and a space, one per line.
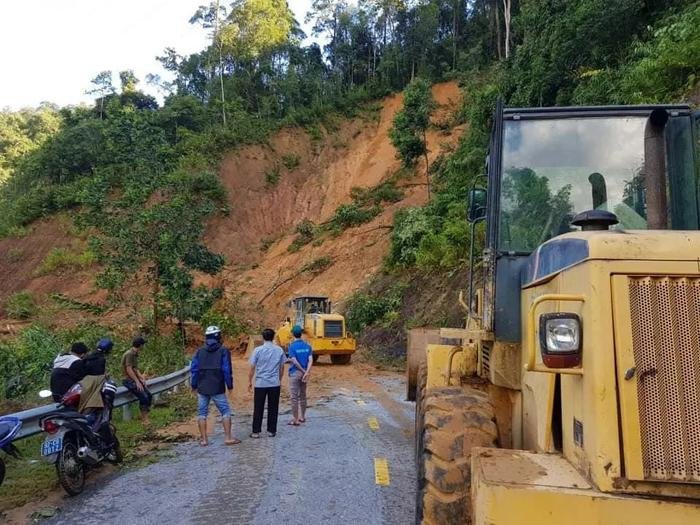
287, 325, 313, 426
248, 328, 286, 437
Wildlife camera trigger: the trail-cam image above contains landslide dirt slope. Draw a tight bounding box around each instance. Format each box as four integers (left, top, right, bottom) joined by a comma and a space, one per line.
206, 81, 464, 326
0, 82, 464, 329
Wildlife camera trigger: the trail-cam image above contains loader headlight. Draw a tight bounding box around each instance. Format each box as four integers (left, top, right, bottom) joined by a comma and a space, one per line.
539, 313, 582, 368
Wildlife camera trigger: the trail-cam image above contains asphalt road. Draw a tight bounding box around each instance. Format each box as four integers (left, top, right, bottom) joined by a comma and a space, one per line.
46, 375, 416, 525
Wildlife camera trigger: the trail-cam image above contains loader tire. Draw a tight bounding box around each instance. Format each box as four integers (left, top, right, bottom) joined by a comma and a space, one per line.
330, 354, 352, 365
416, 386, 498, 525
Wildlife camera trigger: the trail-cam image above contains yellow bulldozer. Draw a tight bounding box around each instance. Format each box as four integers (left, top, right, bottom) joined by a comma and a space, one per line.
276, 296, 356, 364
409, 103, 700, 524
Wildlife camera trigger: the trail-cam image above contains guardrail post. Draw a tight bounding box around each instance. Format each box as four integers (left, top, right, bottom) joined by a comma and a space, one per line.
122, 404, 132, 421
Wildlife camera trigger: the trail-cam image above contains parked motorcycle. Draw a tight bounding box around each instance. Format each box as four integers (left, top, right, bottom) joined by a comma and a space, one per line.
38, 379, 121, 495
0, 416, 22, 486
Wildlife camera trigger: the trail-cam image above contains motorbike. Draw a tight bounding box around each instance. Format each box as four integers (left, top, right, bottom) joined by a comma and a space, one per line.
38, 379, 121, 495
0, 416, 22, 486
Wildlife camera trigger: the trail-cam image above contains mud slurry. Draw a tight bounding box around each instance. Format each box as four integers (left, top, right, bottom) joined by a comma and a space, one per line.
44, 375, 416, 525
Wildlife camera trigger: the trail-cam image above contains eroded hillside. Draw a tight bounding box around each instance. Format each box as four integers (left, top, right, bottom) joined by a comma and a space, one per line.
0, 82, 464, 331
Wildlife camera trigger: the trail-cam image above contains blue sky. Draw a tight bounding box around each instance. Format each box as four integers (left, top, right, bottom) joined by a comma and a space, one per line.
0, 0, 316, 110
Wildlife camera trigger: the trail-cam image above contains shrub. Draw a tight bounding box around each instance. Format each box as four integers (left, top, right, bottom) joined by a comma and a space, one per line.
288, 219, 317, 253
264, 165, 281, 186
329, 203, 381, 232
34, 247, 96, 275
301, 256, 333, 275
5, 291, 37, 320
281, 154, 301, 170
346, 287, 403, 333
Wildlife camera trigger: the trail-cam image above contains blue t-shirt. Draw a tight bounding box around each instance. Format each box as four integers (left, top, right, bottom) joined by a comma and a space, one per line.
250, 342, 285, 388
288, 339, 313, 375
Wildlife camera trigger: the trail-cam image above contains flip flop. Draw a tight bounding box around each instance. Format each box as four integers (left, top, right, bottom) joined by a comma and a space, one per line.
199, 440, 208, 447
225, 438, 241, 445
299, 418, 306, 423
287, 421, 300, 426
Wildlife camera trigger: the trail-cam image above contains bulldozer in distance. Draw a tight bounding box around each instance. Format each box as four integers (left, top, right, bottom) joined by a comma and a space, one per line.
276, 296, 356, 364
409, 103, 700, 523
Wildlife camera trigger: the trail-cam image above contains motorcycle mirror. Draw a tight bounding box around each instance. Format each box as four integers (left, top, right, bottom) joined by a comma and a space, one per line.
38, 390, 53, 399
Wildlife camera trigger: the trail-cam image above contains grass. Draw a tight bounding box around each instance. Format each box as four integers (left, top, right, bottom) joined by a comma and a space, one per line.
34, 247, 96, 276
4, 291, 37, 320
281, 154, 300, 170
0, 390, 196, 513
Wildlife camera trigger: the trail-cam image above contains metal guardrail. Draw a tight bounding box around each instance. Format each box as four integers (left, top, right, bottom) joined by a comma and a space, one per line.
9, 365, 190, 441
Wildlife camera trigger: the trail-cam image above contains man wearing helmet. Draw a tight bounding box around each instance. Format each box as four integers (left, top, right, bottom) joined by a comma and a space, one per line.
190, 326, 239, 446
81, 338, 113, 377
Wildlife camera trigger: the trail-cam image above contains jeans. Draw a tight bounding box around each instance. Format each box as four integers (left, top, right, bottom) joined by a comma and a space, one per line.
197, 393, 232, 420
289, 371, 307, 421
123, 379, 153, 412
252, 386, 281, 434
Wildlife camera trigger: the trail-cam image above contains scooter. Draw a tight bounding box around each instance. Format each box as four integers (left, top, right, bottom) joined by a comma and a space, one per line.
38, 380, 121, 495
0, 416, 22, 486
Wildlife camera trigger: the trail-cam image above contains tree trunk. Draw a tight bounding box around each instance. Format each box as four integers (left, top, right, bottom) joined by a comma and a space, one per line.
423, 129, 430, 200
452, 0, 459, 70
151, 266, 160, 335
494, 1, 502, 60
214, 0, 226, 126
503, 0, 512, 59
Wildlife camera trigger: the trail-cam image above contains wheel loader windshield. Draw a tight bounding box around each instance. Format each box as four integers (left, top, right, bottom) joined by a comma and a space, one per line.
498, 115, 696, 252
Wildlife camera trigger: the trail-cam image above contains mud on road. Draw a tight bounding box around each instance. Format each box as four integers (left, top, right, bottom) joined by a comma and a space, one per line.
36, 360, 416, 525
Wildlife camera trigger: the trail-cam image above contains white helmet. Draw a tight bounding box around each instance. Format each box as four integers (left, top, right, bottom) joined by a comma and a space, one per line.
205, 325, 221, 336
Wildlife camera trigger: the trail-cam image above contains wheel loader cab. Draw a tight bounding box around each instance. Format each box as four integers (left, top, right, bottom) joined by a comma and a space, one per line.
415, 103, 700, 524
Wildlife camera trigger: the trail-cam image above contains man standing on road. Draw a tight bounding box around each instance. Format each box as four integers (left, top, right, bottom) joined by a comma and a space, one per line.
191, 326, 240, 446
287, 325, 313, 426
248, 328, 285, 438
122, 337, 153, 425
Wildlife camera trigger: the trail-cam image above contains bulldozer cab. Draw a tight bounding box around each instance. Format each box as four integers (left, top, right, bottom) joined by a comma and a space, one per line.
469, 104, 700, 343
290, 296, 331, 326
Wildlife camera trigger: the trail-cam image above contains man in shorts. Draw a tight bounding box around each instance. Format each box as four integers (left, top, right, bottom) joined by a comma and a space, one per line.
191, 326, 240, 446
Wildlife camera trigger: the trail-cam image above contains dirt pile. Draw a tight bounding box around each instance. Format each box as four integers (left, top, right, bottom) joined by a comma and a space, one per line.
0, 82, 464, 329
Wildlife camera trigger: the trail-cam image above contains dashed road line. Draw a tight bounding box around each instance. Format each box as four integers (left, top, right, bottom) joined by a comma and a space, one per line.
368, 417, 379, 430
374, 457, 391, 486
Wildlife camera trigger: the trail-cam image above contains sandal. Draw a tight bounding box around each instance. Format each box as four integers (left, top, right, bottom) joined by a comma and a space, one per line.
225, 438, 241, 445
199, 440, 209, 447
287, 420, 300, 426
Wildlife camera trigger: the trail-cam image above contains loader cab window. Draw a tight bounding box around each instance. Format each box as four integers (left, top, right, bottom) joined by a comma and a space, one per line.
498, 115, 699, 253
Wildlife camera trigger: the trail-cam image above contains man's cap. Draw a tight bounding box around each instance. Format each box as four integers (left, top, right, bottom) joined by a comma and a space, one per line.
292, 325, 303, 338
132, 336, 146, 348
71, 342, 89, 355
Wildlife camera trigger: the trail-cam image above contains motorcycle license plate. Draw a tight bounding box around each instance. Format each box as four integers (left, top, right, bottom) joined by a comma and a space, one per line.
41, 437, 63, 456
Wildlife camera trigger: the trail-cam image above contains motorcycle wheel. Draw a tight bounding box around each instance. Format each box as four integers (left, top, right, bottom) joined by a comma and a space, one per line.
57, 442, 85, 496
0, 458, 5, 486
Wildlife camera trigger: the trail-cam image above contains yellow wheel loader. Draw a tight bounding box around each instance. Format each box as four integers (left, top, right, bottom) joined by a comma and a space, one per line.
409, 103, 700, 524
276, 296, 356, 364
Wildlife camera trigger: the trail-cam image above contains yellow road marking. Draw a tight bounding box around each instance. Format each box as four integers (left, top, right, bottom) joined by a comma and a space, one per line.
356, 399, 366, 406
368, 417, 379, 431
374, 458, 390, 486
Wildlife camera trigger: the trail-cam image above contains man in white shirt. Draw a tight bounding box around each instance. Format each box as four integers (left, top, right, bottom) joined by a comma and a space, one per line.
248, 328, 285, 438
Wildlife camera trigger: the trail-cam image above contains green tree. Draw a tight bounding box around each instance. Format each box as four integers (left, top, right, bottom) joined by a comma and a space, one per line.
389, 78, 434, 195
86, 71, 115, 119
84, 170, 225, 337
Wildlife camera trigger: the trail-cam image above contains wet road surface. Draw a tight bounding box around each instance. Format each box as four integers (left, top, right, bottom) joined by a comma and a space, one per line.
46, 375, 416, 525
